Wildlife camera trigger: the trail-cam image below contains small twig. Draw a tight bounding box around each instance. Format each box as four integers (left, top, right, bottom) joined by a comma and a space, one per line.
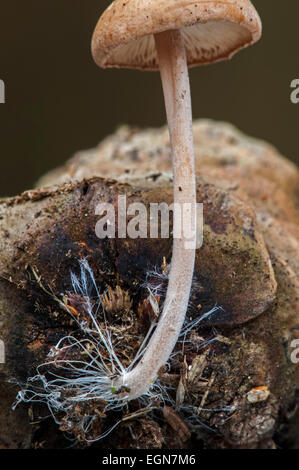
198, 371, 216, 415
29, 265, 62, 305
122, 407, 157, 423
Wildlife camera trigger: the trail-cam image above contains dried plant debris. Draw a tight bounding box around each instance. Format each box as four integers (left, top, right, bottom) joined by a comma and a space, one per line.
1, 120, 298, 448
13, 258, 225, 444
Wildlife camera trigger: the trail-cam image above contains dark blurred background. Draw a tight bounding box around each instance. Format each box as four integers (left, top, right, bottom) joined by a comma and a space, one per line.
0, 1, 298, 197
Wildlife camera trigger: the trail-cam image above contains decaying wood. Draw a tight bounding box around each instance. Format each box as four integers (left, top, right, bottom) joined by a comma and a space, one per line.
0, 119, 298, 448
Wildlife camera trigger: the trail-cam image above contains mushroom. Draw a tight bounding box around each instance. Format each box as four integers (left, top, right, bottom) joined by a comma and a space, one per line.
91, 0, 262, 400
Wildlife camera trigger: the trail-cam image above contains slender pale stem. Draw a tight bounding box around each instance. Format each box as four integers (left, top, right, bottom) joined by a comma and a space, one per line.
117, 29, 196, 400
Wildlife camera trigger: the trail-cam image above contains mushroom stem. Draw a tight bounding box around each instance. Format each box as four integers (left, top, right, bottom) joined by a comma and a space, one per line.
118, 29, 196, 400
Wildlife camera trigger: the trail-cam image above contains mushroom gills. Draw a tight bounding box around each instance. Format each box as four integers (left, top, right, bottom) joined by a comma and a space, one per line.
103, 21, 253, 69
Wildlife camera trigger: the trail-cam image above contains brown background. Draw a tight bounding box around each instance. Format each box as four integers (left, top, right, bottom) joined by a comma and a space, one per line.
0, 1, 298, 197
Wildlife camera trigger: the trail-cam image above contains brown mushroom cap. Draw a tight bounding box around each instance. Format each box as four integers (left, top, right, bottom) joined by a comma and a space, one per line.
92, 0, 262, 71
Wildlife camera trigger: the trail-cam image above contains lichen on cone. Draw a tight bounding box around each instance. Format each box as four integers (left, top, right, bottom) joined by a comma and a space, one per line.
0, 120, 298, 448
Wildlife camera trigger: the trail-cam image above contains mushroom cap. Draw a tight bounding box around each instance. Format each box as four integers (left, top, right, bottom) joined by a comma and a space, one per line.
91, 0, 262, 71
